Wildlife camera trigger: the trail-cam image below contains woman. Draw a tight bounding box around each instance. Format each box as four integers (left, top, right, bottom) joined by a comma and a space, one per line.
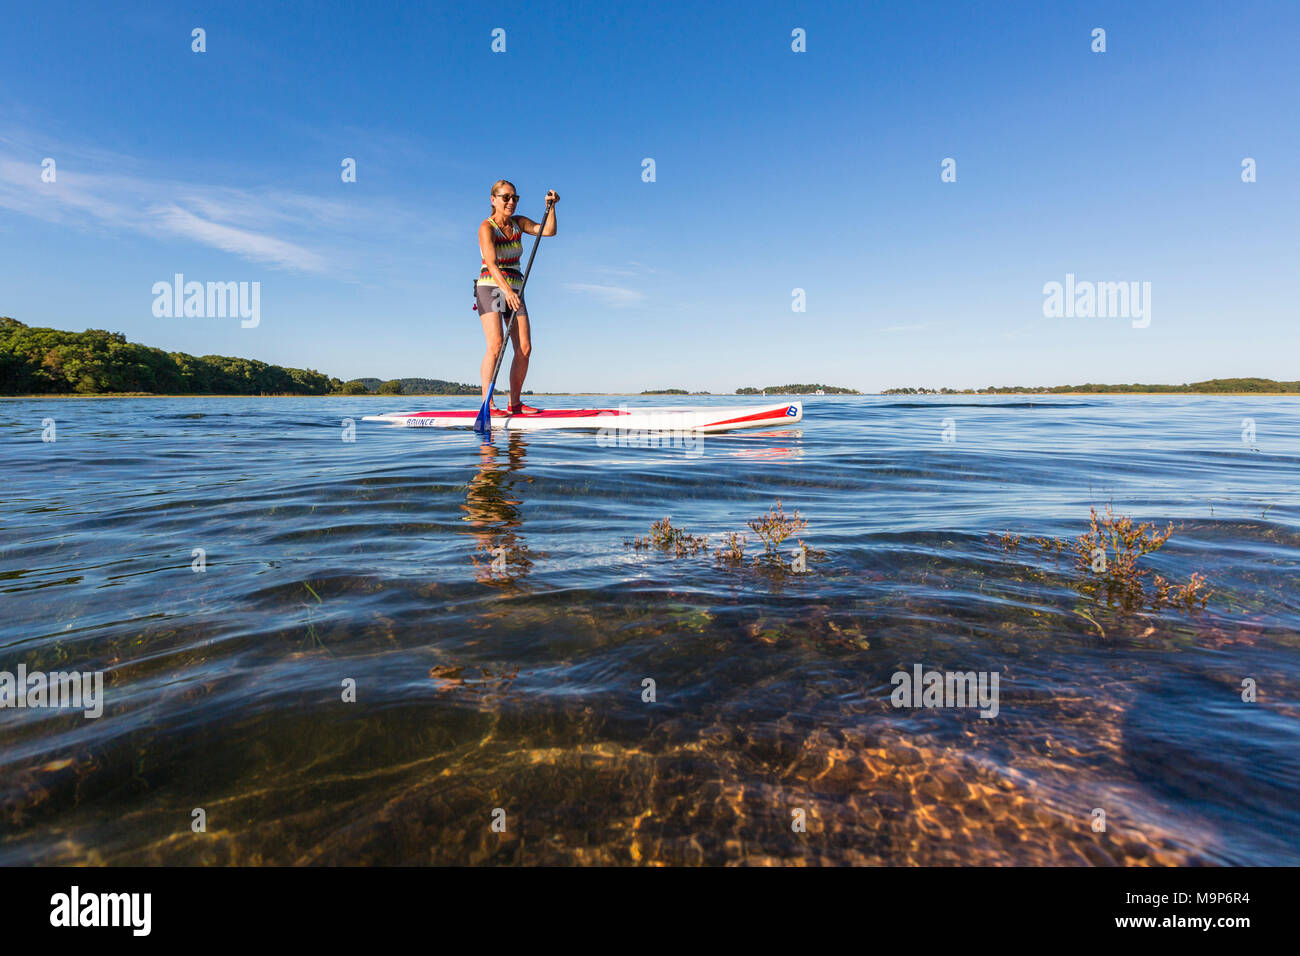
475, 180, 559, 415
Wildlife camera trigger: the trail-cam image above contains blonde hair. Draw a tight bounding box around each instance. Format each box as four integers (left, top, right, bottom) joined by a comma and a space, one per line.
488, 179, 516, 216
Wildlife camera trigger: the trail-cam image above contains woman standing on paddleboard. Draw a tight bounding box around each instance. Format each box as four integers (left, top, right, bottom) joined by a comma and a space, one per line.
475, 180, 558, 415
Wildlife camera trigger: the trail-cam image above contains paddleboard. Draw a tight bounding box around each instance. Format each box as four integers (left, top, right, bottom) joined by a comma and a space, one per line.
362, 401, 803, 432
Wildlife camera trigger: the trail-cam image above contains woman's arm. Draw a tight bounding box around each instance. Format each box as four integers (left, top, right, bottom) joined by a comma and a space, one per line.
515, 192, 559, 236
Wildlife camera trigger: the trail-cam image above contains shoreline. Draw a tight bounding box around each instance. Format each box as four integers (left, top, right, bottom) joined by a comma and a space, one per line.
4, 391, 1300, 400
878, 391, 1300, 397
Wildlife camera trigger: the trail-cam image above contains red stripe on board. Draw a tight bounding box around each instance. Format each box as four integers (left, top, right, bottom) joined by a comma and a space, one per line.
700, 407, 794, 428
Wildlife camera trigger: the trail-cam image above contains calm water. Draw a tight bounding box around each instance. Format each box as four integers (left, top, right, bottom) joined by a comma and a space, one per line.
1, 394, 1297, 865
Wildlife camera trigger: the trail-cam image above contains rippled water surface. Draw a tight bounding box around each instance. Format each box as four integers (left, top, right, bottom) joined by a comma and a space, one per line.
1, 394, 1297, 865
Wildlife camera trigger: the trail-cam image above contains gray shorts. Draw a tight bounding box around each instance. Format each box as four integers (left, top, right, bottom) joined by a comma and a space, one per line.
474, 283, 527, 317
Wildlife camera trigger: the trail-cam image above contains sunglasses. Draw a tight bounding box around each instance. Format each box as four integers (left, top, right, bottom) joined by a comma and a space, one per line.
495, 194, 519, 203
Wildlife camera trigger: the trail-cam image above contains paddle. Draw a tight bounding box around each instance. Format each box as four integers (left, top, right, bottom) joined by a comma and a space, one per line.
474, 197, 554, 433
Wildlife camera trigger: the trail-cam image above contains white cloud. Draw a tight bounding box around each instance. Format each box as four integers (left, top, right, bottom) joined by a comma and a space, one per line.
563, 282, 646, 307
150, 203, 329, 272
0, 133, 450, 275
874, 323, 935, 333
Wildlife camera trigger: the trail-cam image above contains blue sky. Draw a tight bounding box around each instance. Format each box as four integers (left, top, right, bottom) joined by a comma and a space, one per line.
2, 0, 1297, 392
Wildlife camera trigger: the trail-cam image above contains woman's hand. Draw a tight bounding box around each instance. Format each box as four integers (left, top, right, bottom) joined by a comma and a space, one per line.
503, 288, 522, 312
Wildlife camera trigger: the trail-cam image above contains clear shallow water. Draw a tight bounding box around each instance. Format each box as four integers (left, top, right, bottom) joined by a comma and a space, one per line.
0, 394, 1297, 865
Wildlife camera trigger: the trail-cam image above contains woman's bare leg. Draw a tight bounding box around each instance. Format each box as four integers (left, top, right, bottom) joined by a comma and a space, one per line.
507, 314, 532, 408
480, 312, 505, 402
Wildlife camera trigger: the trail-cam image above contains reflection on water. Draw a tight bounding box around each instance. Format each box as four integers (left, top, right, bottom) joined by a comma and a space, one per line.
462, 434, 539, 586
0, 395, 1297, 865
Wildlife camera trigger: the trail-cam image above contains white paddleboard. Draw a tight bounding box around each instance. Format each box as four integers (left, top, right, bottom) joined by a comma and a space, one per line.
362, 401, 803, 432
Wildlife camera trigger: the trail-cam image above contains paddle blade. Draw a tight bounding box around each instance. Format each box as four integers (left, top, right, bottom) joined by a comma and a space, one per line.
473, 384, 495, 433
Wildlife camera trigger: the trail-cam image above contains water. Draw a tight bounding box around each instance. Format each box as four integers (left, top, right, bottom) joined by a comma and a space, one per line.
1, 394, 1297, 865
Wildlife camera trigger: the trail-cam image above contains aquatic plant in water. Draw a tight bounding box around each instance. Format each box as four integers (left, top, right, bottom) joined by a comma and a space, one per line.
993, 506, 1212, 612
714, 531, 747, 564
1151, 571, 1212, 610
628, 504, 817, 575
470, 540, 538, 583
1073, 505, 1172, 581
747, 501, 806, 554
300, 581, 328, 652
627, 517, 710, 556
1027, 535, 1068, 555
745, 500, 810, 573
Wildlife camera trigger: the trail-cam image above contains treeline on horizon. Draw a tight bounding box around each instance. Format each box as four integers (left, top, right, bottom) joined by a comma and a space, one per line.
346, 377, 485, 396
736, 384, 860, 394
0, 318, 481, 396
12, 319, 1288, 398
883, 379, 1300, 394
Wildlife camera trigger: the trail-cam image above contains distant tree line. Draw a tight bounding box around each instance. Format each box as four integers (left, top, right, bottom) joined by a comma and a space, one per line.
346, 377, 486, 396
883, 379, 1300, 394
884, 387, 971, 395
736, 384, 860, 394
0, 317, 336, 395
0, 317, 491, 396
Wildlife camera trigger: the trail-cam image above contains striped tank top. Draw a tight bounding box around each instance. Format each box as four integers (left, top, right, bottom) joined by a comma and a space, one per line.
477, 217, 523, 290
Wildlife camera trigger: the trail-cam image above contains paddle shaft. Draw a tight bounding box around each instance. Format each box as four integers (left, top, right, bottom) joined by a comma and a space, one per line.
487, 198, 553, 391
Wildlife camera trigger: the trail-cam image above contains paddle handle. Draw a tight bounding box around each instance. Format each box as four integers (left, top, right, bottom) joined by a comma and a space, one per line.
489, 198, 553, 385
